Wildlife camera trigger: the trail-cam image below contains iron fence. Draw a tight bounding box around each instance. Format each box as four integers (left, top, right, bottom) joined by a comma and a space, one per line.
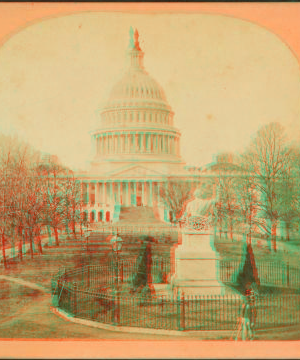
219, 260, 300, 289
52, 261, 300, 332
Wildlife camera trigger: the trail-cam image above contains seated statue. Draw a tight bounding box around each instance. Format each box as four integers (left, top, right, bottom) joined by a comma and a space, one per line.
183, 182, 216, 231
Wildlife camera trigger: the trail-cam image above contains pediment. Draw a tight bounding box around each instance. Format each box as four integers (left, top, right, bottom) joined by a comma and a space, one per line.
106, 165, 165, 178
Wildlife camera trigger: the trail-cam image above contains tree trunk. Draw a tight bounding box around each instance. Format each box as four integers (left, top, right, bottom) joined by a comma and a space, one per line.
28, 231, 34, 259
38, 236, 43, 255
47, 225, 52, 246
18, 237, 23, 261
72, 220, 77, 239
271, 222, 277, 252
54, 227, 59, 247
1, 233, 7, 269
230, 223, 233, 241
11, 242, 15, 258
36, 230, 43, 255
286, 222, 290, 242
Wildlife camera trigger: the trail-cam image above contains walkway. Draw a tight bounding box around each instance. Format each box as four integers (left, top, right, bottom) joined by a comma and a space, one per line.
0, 275, 49, 293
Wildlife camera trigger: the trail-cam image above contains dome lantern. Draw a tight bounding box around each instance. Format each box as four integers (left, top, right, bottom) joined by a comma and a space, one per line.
127, 27, 144, 71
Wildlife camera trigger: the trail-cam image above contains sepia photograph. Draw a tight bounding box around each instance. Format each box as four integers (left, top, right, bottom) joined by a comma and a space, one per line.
0, 2, 300, 359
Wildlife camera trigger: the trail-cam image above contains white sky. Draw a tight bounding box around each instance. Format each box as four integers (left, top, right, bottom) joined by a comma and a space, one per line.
0, 12, 299, 170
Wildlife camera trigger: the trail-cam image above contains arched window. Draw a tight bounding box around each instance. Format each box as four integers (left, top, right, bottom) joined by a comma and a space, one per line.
90, 211, 95, 222
83, 211, 88, 222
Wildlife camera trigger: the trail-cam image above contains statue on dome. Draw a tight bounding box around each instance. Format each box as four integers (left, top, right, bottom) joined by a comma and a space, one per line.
128, 27, 141, 51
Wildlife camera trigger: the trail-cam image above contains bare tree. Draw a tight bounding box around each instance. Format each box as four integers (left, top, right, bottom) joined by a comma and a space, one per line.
242, 122, 291, 251
234, 159, 262, 243
276, 146, 300, 241
158, 179, 196, 223
61, 173, 83, 239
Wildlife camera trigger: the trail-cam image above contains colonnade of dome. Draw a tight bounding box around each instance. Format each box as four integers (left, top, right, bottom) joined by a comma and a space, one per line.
94, 132, 180, 156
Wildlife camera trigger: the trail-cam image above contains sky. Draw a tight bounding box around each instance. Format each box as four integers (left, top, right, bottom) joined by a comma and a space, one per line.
0, 4, 300, 171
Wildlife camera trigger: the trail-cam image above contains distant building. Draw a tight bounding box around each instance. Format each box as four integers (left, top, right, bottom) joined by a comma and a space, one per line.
40, 152, 61, 165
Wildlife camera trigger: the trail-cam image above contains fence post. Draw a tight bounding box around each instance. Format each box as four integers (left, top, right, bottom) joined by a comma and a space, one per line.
286, 261, 290, 287
120, 261, 124, 284
180, 292, 185, 331
73, 282, 77, 317
177, 291, 181, 330
114, 293, 120, 326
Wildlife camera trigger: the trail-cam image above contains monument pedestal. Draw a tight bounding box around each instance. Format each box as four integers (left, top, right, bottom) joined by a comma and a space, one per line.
173, 230, 225, 295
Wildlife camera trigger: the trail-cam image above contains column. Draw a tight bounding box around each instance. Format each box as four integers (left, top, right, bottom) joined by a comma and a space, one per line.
120, 182, 123, 205
118, 182, 121, 205
142, 182, 144, 206
158, 135, 161, 154
99, 182, 102, 204
103, 182, 107, 204
143, 133, 146, 153
134, 181, 137, 206
95, 182, 99, 204
156, 182, 160, 204
126, 182, 130, 206
112, 135, 115, 154
91, 136, 95, 156
143, 181, 147, 205
106, 135, 109, 154
110, 182, 113, 204
80, 181, 84, 205
149, 180, 153, 206
86, 182, 90, 205
121, 134, 124, 154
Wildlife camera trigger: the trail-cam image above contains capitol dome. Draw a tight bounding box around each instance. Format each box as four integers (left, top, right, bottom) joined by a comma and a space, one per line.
108, 70, 168, 104
90, 27, 185, 175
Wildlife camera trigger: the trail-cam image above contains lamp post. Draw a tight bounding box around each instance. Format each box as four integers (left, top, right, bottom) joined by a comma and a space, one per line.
110, 233, 123, 293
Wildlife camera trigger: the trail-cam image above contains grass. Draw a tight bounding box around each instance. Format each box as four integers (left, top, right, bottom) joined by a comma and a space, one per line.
1, 229, 300, 340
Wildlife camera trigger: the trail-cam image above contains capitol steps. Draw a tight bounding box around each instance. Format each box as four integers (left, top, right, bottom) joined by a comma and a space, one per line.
118, 206, 162, 225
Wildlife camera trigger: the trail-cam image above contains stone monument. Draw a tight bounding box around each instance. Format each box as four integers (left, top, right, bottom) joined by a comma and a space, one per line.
171, 182, 226, 295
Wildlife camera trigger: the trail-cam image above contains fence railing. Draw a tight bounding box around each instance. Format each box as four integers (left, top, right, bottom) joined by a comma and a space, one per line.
88, 224, 179, 235
52, 261, 300, 332
219, 260, 300, 289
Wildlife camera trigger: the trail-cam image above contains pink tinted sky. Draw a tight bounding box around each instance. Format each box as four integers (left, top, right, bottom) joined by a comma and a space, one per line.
0, 3, 300, 170
0, 3, 300, 59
